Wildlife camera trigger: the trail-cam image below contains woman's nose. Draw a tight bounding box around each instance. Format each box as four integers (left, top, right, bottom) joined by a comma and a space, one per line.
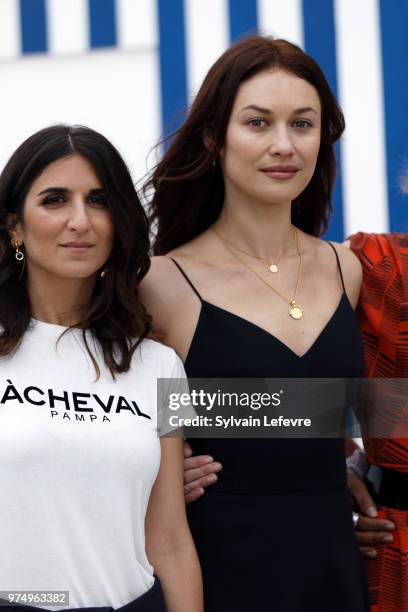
267, 126, 295, 157
67, 201, 91, 232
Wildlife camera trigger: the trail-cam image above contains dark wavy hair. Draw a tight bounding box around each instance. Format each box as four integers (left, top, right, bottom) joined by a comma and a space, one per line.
0, 124, 151, 377
145, 36, 345, 254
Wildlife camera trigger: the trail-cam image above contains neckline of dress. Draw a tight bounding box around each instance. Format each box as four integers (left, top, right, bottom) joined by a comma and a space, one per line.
185, 293, 348, 362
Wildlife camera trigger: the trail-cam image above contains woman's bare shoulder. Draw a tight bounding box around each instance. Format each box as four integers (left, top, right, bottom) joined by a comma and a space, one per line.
329, 241, 362, 275
327, 241, 362, 307
140, 256, 186, 308
139, 254, 201, 334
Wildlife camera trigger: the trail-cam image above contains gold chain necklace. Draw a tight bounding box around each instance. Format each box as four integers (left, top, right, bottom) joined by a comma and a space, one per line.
212, 227, 304, 320
212, 227, 295, 273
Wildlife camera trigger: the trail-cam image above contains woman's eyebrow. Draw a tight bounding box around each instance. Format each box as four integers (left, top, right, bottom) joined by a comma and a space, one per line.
240, 104, 319, 115
293, 106, 319, 115
36, 187, 104, 196
240, 104, 271, 114
37, 187, 69, 196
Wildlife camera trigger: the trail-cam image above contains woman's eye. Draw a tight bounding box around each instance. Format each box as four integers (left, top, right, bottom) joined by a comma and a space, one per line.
293, 119, 312, 129
88, 195, 108, 208
42, 195, 65, 206
248, 117, 268, 128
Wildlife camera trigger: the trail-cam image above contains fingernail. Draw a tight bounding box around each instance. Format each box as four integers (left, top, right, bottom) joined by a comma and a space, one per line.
385, 522, 395, 530
197, 488, 204, 495
205, 456, 214, 463
208, 474, 218, 483
367, 506, 378, 518
213, 462, 223, 471
367, 550, 377, 558
382, 535, 393, 543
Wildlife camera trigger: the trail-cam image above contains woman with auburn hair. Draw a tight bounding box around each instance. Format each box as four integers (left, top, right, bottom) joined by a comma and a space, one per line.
0, 125, 203, 612
141, 36, 369, 610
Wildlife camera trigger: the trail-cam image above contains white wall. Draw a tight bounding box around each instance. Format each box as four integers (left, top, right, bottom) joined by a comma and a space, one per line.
0, 49, 160, 189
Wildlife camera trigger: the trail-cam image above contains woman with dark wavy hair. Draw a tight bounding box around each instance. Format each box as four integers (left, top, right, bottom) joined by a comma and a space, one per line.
141, 36, 369, 610
0, 125, 203, 612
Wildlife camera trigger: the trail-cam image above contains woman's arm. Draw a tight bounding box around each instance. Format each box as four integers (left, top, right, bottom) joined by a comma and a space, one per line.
139, 256, 201, 361
341, 240, 396, 555
145, 437, 203, 612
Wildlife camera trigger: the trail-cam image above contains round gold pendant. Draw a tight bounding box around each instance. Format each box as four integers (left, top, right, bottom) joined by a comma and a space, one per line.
289, 302, 303, 320
269, 263, 279, 273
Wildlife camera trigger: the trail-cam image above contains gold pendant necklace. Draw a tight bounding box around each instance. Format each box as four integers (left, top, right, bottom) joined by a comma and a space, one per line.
212, 227, 303, 319
288, 301, 303, 320
212, 228, 295, 274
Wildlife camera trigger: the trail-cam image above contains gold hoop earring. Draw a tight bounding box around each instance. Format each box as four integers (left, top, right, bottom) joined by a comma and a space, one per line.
11, 239, 24, 261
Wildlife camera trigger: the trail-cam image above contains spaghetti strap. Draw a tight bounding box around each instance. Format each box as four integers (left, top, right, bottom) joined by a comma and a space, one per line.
169, 258, 203, 302
327, 242, 346, 293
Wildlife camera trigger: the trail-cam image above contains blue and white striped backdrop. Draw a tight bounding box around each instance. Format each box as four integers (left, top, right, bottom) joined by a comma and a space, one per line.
0, 0, 407, 240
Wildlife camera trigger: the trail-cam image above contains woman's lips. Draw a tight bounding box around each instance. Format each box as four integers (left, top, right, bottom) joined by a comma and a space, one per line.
261, 167, 299, 180
60, 243, 94, 252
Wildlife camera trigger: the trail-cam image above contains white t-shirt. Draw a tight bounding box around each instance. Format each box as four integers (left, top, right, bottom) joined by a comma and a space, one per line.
0, 319, 187, 609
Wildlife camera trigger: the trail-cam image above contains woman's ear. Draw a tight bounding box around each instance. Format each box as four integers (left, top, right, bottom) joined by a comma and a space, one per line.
7, 213, 23, 244
203, 130, 224, 162
7, 212, 17, 228
203, 129, 214, 152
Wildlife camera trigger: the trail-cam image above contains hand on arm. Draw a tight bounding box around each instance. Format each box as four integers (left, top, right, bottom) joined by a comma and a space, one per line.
346, 459, 395, 558
146, 438, 203, 612
183, 441, 222, 504
347, 472, 395, 557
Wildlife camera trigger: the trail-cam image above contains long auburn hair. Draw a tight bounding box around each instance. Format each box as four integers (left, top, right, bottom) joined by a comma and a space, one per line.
0, 125, 151, 377
145, 36, 345, 254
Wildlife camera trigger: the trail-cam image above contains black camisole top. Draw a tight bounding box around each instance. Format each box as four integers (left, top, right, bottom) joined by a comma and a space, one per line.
171, 242, 364, 495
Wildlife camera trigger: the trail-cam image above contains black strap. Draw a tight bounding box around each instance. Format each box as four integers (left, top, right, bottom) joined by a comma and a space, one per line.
327, 242, 346, 294
170, 258, 203, 302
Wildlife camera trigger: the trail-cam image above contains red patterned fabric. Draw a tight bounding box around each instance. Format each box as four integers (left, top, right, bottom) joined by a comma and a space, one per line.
350, 232, 408, 612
